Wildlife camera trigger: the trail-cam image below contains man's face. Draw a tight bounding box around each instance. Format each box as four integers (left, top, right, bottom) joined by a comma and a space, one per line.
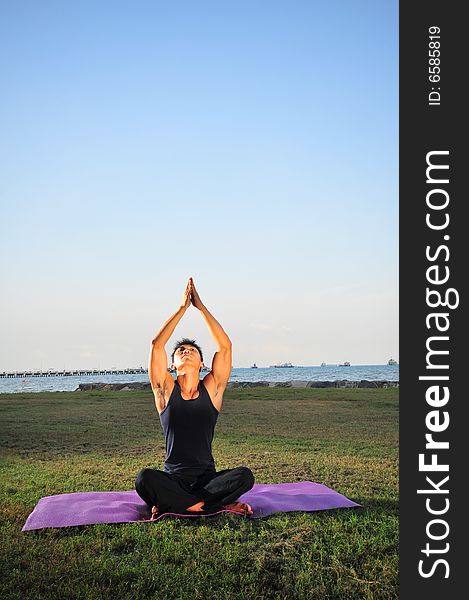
172, 345, 203, 371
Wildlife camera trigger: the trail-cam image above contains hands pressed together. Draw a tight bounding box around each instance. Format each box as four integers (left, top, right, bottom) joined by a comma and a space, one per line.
181, 277, 204, 311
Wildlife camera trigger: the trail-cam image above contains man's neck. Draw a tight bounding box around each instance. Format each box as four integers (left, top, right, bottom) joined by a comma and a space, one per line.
176, 370, 200, 394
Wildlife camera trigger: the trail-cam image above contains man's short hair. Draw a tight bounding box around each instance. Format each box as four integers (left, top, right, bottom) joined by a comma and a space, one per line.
171, 338, 204, 363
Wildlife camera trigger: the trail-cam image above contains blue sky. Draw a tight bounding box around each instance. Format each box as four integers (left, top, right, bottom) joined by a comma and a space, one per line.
0, 1, 398, 370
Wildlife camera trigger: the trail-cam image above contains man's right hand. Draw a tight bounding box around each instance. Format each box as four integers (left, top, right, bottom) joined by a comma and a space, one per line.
180, 278, 192, 310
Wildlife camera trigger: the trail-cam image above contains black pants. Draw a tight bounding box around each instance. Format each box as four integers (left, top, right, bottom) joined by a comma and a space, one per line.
135, 466, 255, 513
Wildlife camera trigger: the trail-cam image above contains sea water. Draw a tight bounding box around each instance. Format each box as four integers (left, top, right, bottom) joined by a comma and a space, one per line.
0, 364, 399, 394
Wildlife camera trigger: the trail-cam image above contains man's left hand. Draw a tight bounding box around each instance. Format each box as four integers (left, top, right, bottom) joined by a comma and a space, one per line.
190, 278, 205, 310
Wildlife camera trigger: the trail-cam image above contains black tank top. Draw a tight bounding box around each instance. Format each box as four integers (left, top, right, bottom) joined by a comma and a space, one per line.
159, 378, 219, 478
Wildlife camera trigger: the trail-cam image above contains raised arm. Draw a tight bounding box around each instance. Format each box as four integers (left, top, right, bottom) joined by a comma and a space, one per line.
190, 278, 232, 389
148, 279, 191, 394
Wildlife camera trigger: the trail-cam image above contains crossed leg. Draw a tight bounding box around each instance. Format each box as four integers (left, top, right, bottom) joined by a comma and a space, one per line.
135, 468, 203, 515
195, 466, 255, 515
136, 466, 255, 517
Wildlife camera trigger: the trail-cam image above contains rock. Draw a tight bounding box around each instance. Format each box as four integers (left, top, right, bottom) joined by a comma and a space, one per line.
75, 379, 399, 392
75, 382, 152, 392
359, 380, 382, 388
76, 383, 94, 391
307, 381, 335, 388
226, 381, 269, 388
290, 380, 310, 388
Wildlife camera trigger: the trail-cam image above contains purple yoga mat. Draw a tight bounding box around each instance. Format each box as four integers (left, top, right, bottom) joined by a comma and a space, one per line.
22, 481, 360, 531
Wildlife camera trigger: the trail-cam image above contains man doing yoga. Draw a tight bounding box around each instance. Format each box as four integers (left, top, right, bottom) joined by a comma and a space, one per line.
135, 277, 254, 518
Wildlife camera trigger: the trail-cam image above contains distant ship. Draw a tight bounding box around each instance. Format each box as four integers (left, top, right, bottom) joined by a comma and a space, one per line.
339, 361, 351, 367
388, 358, 398, 365
320, 362, 326, 367
270, 362, 294, 368
251, 363, 258, 368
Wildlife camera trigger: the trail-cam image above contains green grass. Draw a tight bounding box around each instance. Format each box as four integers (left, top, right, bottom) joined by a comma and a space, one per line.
0, 387, 398, 599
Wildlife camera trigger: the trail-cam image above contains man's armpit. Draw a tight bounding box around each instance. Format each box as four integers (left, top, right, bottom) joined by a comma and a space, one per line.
152, 383, 166, 411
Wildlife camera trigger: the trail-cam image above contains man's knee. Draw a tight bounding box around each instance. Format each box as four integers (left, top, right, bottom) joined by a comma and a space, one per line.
135, 467, 153, 490
238, 466, 255, 488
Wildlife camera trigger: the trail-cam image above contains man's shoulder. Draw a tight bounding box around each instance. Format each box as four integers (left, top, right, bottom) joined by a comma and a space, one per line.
202, 371, 216, 392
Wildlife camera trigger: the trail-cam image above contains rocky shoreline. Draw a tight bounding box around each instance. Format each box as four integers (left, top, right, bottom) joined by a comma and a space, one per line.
75, 380, 399, 392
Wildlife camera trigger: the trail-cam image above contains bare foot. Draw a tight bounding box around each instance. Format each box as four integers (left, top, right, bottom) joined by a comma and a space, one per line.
223, 501, 253, 516
150, 505, 159, 520
186, 501, 205, 512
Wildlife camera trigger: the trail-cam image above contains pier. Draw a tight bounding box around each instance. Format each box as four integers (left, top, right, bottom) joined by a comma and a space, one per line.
0, 368, 148, 379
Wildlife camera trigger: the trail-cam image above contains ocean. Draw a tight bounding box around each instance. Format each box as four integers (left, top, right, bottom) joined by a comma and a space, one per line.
0, 364, 399, 394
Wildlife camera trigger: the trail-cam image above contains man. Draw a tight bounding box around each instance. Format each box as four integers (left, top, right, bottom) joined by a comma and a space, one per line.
135, 277, 254, 518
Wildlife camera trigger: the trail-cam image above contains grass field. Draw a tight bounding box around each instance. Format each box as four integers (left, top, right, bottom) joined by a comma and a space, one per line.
0, 387, 398, 599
